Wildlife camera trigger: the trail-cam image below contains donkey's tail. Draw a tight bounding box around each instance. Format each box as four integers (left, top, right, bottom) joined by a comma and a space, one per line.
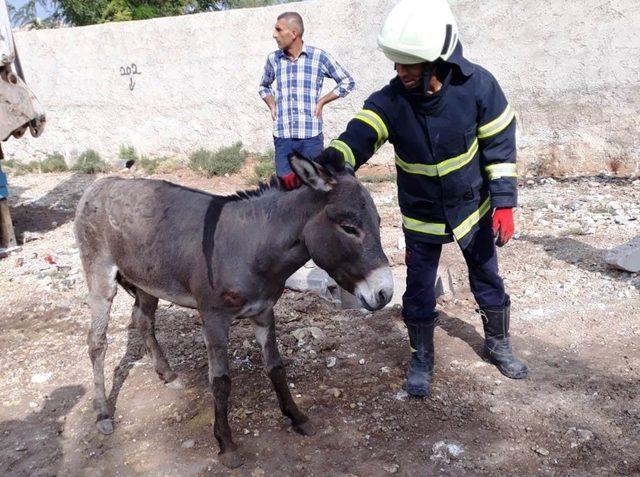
115, 272, 137, 298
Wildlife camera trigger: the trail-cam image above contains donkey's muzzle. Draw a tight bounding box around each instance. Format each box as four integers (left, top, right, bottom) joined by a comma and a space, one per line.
355, 265, 394, 311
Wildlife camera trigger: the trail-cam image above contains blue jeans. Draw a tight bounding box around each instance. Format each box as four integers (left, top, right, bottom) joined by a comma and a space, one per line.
0, 163, 7, 199
402, 219, 509, 324
273, 134, 324, 176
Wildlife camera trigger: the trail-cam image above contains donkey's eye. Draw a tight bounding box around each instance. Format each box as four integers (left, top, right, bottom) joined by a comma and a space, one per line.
340, 224, 359, 236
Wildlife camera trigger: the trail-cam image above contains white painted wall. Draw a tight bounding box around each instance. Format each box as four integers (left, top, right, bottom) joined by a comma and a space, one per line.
5, 0, 640, 175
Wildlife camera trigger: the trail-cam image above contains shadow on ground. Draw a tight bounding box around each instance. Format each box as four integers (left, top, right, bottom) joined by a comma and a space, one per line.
9, 173, 97, 240
68, 298, 640, 476
521, 234, 639, 290
0, 385, 85, 477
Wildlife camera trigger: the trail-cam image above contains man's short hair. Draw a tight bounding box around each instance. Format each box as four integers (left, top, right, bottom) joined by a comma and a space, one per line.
277, 12, 304, 37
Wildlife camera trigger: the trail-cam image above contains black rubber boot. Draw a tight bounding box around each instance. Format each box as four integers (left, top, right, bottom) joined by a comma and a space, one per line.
404, 318, 436, 397
480, 306, 529, 379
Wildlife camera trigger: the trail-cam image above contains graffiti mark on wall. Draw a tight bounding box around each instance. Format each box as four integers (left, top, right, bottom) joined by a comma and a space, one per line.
120, 63, 142, 91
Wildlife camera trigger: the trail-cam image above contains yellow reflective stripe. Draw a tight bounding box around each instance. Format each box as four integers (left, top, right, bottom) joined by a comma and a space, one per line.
329, 140, 356, 167
402, 215, 448, 236
354, 109, 389, 149
395, 139, 478, 178
395, 155, 437, 176
477, 104, 515, 139
436, 139, 479, 176
485, 163, 517, 180
453, 198, 492, 240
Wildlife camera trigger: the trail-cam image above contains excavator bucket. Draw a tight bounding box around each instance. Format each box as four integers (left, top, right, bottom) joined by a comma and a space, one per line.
0, 0, 46, 142
0, 0, 46, 248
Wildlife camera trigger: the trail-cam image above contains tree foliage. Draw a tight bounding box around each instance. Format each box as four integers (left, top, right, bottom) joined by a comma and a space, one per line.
9, 0, 298, 28
9, 0, 63, 29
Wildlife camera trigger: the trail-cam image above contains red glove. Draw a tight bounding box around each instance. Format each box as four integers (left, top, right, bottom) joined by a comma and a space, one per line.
492, 208, 514, 247
280, 172, 302, 190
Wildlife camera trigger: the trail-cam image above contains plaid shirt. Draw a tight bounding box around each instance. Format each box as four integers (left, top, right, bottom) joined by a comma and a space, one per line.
259, 44, 355, 139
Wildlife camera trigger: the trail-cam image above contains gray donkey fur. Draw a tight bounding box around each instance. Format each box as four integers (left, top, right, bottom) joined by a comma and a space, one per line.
74, 155, 393, 468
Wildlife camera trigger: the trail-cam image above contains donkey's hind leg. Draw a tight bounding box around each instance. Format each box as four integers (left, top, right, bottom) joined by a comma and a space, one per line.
132, 290, 179, 385
252, 309, 315, 436
86, 260, 118, 435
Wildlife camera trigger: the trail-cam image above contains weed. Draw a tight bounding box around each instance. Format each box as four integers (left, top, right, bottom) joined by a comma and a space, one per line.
2, 159, 38, 174
607, 155, 624, 175
360, 173, 396, 183
72, 150, 111, 174
560, 227, 589, 237
251, 149, 275, 184
189, 142, 245, 177
137, 155, 161, 174
118, 144, 138, 166
40, 152, 68, 173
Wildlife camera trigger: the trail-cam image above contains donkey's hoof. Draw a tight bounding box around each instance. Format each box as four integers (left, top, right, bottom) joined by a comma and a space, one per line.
96, 418, 114, 435
294, 419, 315, 436
165, 376, 184, 389
219, 450, 244, 469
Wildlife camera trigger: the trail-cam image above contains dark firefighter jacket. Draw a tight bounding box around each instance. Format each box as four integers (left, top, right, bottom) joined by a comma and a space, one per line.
328, 43, 517, 249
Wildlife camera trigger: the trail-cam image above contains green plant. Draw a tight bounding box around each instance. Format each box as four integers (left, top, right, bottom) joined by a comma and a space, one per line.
590, 204, 617, 215
137, 156, 162, 174
1, 159, 39, 174
40, 152, 68, 173
27, 160, 40, 172
251, 149, 275, 183
118, 144, 138, 164
359, 173, 396, 183
560, 227, 589, 237
189, 142, 246, 177
72, 150, 111, 174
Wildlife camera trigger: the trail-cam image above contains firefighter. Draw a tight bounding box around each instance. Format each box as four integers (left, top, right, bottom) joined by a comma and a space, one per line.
320, 0, 528, 396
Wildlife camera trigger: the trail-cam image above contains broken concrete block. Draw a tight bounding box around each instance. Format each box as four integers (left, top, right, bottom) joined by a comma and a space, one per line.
285, 264, 341, 304
605, 236, 640, 272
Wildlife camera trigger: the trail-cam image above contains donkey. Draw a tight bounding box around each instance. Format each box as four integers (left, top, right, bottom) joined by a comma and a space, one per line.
74, 154, 393, 468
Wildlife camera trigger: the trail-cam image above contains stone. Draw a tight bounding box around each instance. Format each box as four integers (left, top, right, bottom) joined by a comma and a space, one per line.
30, 372, 52, 384
374, 195, 394, 206
605, 236, 640, 272
383, 463, 399, 474
431, 441, 464, 463
532, 446, 550, 456
285, 264, 340, 304
566, 427, 594, 447
308, 327, 326, 341
181, 439, 195, 449
0, 246, 21, 259
394, 390, 408, 401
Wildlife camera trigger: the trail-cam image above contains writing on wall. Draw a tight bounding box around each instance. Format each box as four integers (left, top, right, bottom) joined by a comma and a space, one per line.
119, 63, 141, 91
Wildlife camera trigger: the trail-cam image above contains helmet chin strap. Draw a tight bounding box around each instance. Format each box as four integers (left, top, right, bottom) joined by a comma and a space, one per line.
421, 61, 438, 96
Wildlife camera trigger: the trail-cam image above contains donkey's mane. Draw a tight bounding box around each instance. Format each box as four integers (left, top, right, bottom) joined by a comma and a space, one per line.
229, 175, 283, 201
158, 175, 283, 202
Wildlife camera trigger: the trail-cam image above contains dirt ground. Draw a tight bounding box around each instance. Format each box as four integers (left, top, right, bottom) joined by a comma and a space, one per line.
1, 166, 639, 477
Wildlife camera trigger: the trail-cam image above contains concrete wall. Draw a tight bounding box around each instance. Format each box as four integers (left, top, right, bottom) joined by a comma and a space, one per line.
5, 0, 640, 176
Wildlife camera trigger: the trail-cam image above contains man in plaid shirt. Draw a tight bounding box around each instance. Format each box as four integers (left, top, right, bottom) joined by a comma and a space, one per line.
259, 11, 355, 189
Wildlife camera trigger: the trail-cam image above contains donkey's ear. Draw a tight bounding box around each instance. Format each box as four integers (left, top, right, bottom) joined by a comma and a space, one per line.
288, 154, 337, 192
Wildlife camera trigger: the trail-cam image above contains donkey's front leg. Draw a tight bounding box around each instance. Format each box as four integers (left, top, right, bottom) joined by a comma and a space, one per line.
252, 309, 315, 436
200, 312, 243, 469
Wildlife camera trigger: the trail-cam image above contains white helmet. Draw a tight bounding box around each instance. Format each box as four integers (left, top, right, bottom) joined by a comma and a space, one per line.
378, 0, 459, 65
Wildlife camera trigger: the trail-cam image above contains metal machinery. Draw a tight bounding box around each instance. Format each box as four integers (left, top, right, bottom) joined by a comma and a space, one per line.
0, 0, 46, 248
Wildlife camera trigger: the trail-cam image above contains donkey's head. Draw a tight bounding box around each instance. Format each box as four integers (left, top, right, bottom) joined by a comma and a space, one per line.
290, 153, 393, 311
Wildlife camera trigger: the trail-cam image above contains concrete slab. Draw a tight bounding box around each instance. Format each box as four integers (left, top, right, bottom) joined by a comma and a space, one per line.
285, 261, 453, 310
605, 236, 640, 272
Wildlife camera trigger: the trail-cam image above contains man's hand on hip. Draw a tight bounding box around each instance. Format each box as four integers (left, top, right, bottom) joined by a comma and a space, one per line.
314, 102, 324, 119
492, 208, 515, 247
280, 172, 302, 190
